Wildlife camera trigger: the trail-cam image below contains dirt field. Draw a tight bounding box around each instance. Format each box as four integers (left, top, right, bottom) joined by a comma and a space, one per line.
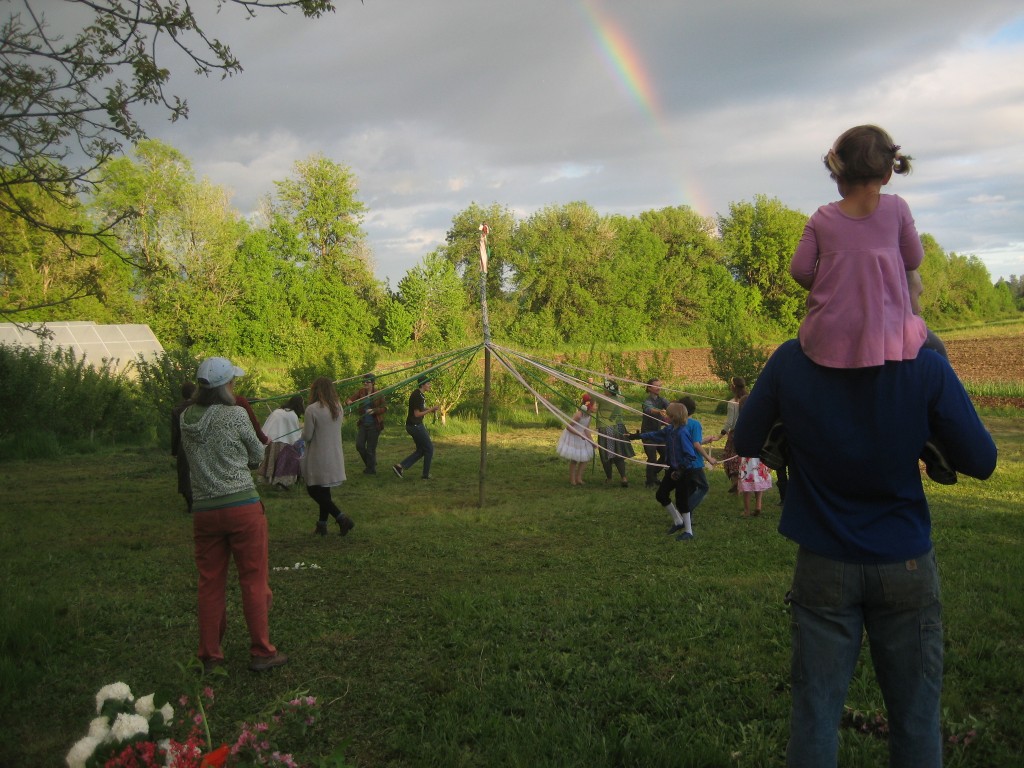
664, 334, 1024, 408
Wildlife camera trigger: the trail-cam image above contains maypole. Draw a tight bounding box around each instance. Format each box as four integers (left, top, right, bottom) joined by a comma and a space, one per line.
478, 224, 492, 507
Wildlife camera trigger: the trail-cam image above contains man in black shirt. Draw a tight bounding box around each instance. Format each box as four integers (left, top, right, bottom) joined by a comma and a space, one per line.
393, 376, 439, 479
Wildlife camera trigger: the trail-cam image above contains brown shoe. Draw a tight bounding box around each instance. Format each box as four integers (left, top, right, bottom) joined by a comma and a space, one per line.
337, 515, 355, 536
249, 652, 289, 672
201, 658, 224, 675
314, 521, 328, 536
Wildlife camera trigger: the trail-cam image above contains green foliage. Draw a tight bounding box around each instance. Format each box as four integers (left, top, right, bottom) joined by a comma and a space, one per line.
269, 154, 372, 295
286, 345, 376, 398
0, 344, 149, 458
0, 173, 132, 322
0, 0, 336, 282
130, 347, 203, 449
392, 251, 471, 351
440, 202, 518, 301
707, 316, 772, 386
718, 194, 808, 333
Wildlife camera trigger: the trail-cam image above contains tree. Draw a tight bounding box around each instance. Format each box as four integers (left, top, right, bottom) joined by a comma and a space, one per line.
90, 140, 247, 350
439, 202, 518, 301
507, 202, 613, 344
718, 195, 807, 333
0, 0, 337, 316
391, 251, 470, 350
0, 178, 132, 322
638, 205, 726, 333
268, 153, 376, 299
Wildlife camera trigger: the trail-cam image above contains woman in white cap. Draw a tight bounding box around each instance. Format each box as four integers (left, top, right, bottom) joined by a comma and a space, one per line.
179, 356, 287, 673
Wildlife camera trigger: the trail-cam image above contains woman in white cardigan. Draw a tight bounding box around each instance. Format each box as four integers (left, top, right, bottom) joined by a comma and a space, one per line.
301, 377, 354, 536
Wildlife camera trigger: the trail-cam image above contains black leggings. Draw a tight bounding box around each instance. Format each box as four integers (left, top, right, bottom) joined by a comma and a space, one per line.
306, 484, 342, 523
655, 468, 696, 513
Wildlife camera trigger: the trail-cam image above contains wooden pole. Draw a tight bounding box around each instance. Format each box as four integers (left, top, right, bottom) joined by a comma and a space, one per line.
477, 224, 492, 508
479, 345, 491, 507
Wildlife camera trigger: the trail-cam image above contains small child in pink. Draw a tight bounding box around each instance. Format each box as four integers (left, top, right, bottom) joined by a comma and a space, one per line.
791, 125, 927, 369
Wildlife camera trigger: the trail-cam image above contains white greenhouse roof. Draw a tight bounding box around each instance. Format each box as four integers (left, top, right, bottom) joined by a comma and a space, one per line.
0, 321, 164, 374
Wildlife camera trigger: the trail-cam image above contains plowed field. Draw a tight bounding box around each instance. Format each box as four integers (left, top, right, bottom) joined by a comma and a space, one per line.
664, 334, 1024, 408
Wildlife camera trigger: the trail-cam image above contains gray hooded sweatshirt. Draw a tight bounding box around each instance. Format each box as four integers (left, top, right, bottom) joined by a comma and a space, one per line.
180, 404, 265, 504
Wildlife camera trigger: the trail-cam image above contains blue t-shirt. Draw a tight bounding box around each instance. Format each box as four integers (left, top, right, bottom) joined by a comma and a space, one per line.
684, 418, 704, 469
735, 340, 996, 563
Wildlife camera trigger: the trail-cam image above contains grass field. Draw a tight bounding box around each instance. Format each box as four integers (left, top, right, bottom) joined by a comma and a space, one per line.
1, 407, 1022, 767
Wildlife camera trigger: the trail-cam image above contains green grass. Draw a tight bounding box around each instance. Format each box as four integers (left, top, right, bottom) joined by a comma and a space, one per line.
1, 411, 1022, 767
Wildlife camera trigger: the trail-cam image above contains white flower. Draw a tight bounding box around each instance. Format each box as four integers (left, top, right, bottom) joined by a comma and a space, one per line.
109, 712, 149, 741
95, 682, 133, 714
134, 693, 156, 718
159, 702, 174, 725
66, 735, 102, 768
87, 716, 110, 739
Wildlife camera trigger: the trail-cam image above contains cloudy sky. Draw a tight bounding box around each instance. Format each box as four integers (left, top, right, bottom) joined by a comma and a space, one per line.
137, 0, 1023, 287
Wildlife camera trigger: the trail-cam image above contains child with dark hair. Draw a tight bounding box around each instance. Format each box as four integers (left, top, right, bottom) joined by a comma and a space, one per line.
770, 125, 955, 485
678, 396, 720, 517
791, 124, 926, 370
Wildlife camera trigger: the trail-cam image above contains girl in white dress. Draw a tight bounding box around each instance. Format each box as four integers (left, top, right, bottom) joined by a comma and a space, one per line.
556, 393, 596, 486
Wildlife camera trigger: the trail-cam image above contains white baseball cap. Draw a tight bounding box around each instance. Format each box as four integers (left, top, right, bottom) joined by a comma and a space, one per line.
196, 357, 245, 388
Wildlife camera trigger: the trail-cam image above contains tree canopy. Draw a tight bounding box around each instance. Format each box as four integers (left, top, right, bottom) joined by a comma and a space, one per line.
3, 137, 1018, 375
0, 0, 337, 319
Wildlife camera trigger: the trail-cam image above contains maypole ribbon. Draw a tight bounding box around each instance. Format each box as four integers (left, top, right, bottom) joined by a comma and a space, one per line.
479, 223, 492, 344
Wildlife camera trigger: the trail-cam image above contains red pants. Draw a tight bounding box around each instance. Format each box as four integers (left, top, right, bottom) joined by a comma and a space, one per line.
193, 501, 276, 661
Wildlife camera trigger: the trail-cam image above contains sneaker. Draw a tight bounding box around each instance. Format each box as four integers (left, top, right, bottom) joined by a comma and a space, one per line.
759, 420, 788, 471
248, 652, 289, 672
337, 515, 355, 536
667, 523, 686, 535
921, 439, 957, 485
392, 464, 404, 478
201, 658, 224, 675
421, 475, 432, 480
675, 531, 695, 542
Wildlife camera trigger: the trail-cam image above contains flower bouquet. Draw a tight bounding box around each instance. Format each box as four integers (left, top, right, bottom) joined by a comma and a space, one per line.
66, 681, 326, 767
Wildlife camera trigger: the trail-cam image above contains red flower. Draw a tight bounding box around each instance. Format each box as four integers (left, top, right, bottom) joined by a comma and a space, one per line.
199, 744, 230, 768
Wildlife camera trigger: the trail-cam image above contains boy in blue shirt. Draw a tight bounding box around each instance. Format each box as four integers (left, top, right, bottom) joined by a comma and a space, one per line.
632, 402, 701, 542
679, 396, 720, 519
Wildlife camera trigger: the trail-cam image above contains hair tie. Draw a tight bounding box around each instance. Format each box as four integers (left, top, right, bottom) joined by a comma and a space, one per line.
891, 144, 901, 154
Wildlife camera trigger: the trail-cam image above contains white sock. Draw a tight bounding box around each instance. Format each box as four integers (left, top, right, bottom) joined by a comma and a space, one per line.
665, 503, 684, 526
683, 512, 693, 535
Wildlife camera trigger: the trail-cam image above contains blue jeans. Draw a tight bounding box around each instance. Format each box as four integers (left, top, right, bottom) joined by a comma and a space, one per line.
687, 468, 709, 513
786, 547, 943, 768
400, 423, 434, 477
355, 422, 381, 472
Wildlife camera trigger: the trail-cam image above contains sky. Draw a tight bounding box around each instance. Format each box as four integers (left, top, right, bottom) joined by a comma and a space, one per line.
128, 0, 1024, 287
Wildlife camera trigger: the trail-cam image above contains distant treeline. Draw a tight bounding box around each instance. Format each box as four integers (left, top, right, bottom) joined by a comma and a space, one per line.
3, 139, 1021, 374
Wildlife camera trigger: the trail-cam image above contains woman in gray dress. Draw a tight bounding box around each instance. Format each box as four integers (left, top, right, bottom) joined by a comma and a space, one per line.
301, 377, 354, 536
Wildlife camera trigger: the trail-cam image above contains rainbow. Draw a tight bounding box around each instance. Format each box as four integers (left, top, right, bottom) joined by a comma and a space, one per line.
578, 0, 662, 125
577, 1, 711, 215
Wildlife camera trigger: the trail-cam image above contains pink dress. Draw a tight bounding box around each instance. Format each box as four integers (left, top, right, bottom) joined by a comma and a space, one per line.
737, 457, 772, 493
791, 194, 927, 369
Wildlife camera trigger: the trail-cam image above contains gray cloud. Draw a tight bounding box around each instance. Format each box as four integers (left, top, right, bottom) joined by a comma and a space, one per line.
145, 0, 1024, 284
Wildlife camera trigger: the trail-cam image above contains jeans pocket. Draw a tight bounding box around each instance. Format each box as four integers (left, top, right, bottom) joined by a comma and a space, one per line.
790, 547, 845, 608
878, 548, 941, 609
